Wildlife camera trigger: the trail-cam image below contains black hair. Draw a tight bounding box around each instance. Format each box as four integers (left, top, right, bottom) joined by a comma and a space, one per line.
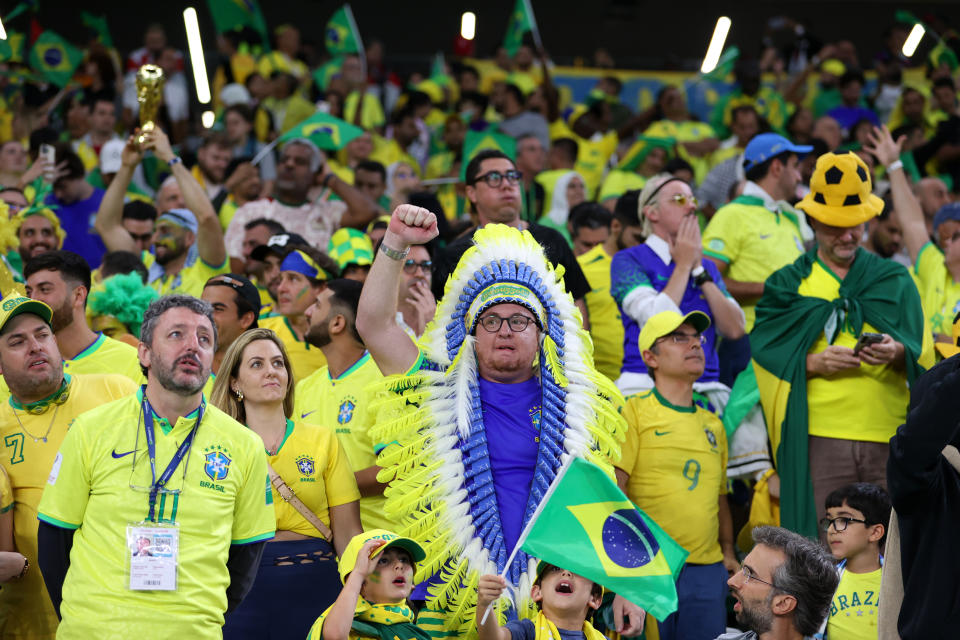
464, 149, 515, 186
244, 217, 286, 235
933, 76, 956, 92
224, 155, 254, 183
744, 150, 795, 183
550, 138, 579, 166
458, 65, 480, 81
29, 127, 58, 154
224, 103, 255, 124
52, 144, 85, 181
101, 251, 149, 283
569, 202, 612, 237
391, 104, 416, 127
84, 90, 114, 110
504, 83, 525, 107
730, 104, 760, 125
457, 90, 489, 114
839, 69, 866, 88
326, 278, 364, 344
891, 123, 922, 142
601, 75, 623, 94
122, 200, 158, 222
613, 189, 642, 227
824, 482, 892, 546
664, 157, 694, 176
355, 160, 387, 182
24, 250, 92, 307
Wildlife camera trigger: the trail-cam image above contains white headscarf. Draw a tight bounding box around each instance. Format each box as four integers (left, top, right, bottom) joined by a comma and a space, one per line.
544, 170, 584, 226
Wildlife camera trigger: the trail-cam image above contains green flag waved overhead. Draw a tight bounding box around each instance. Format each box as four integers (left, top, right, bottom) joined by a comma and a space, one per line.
80, 12, 113, 48
206, 0, 269, 46
0, 31, 27, 63
325, 5, 362, 56
460, 129, 517, 181
701, 46, 740, 82
29, 31, 82, 88
520, 458, 688, 621
3, 0, 38, 24
313, 57, 344, 91
279, 112, 363, 151
504, 0, 541, 57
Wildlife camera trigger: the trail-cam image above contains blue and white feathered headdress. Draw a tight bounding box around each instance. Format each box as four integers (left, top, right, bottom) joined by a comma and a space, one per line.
371, 224, 625, 635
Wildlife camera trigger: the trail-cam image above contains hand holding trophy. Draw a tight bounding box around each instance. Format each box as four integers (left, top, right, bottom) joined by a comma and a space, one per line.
136, 64, 165, 146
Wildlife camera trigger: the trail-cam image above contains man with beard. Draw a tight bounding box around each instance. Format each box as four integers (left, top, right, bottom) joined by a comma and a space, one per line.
719, 526, 837, 640
223, 139, 380, 264
575, 194, 644, 381
191, 132, 233, 201
11, 209, 64, 279
37, 295, 275, 639
0, 296, 136, 639
22, 251, 142, 385
95, 128, 227, 299
293, 279, 390, 532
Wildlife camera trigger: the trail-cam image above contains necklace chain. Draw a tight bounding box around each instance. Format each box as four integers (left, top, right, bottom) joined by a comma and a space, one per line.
12, 403, 60, 443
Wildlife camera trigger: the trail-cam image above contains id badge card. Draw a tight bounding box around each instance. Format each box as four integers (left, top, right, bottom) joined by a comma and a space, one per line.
126, 522, 179, 591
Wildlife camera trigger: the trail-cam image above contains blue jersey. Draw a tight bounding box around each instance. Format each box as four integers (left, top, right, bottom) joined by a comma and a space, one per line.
610, 244, 727, 381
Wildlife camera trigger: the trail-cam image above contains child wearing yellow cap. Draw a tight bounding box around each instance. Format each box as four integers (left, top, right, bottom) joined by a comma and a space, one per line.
476, 562, 607, 640
306, 530, 428, 640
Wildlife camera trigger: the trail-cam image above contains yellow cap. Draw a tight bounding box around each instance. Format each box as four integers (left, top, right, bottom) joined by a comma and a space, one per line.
0, 295, 52, 334
637, 310, 711, 354
338, 529, 426, 584
796, 152, 884, 227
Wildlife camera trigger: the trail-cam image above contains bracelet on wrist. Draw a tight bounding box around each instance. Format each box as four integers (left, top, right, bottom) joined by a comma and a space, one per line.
378, 242, 410, 261
167, 156, 182, 167
321, 173, 335, 188
16, 556, 28, 580
887, 159, 903, 173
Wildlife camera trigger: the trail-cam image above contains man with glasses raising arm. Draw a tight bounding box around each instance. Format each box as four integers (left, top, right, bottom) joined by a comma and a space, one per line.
616, 309, 738, 640
610, 174, 745, 401
431, 149, 592, 328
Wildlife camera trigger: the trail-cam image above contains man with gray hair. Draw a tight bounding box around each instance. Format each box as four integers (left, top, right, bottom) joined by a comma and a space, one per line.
719, 526, 839, 640
223, 138, 381, 265
37, 294, 275, 638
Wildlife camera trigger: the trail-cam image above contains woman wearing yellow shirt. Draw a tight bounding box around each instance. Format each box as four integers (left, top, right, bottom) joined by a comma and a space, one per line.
213, 328, 362, 639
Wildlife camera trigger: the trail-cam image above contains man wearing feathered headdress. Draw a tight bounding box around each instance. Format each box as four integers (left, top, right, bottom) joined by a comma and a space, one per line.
356, 204, 642, 638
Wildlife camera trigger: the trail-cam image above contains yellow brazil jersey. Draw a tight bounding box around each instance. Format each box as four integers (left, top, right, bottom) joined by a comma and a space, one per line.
36, 391, 275, 640
913, 242, 960, 337
802, 259, 920, 443
266, 419, 360, 536
577, 245, 623, 382
344, 92, 387, 131
0, 373, 138, 640
644, 119, 718, 185
259, 315, 327, 383
617, 389, 727, 564
535, 169, 569, 220
370, 137, 422, 177
702, 195, 805, 330
599, 170, 647, 204
574, 131, 618, 198
147, 252, 230, 299
0, 465, 10, 513
293, 352, 393, 531
826, 567, 881, 640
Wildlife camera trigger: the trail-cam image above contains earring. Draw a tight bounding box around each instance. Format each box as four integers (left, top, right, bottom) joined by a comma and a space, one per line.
234, 388, 244, 402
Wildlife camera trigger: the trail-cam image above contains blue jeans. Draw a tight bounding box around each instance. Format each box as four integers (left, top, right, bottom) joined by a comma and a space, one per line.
655, 562, 728, 640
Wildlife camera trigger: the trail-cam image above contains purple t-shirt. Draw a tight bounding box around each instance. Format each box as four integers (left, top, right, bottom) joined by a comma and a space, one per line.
610, 244, 728, 381
46, 188, 106, 268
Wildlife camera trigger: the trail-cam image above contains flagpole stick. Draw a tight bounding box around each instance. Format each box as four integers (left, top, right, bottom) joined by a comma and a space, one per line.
251, 137, 282, 166
344, 4, 367, 81
523, 0, 543, 50
479, 455, 576, 625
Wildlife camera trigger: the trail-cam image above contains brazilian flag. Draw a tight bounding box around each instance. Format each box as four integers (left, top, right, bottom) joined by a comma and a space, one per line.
325, 5, 361, 56
751, 247, 932, 539
503, 0, 539, 56
313, 56, 344, 91
0, 31, 26, 64
28, 31, 82, 89
279, 112, 363, 151
617, 136, 674, 172
520, 458, 687, 621
206, 0, 269, 49
460, 129, 517, 181
80, 12, 113, 48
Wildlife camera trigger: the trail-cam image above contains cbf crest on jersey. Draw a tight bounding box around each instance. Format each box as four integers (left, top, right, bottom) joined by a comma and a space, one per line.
204, 446, 232, 482
337, 397, 356, 424
295, 454, 315, 476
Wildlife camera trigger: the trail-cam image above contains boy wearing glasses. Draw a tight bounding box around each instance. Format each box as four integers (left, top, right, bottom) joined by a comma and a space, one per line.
615, 309, 736, 640
818, 483, 889, 639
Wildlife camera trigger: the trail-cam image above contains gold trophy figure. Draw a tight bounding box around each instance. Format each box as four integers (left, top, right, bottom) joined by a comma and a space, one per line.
136, 64, 165, 145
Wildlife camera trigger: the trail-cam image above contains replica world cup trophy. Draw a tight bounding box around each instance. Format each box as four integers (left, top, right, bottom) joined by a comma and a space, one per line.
136, 64, 165, 145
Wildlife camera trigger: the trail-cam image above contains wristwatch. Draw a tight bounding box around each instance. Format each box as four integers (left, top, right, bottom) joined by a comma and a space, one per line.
379, 242, 410, 261
691, 266, 713, 287
167, 156, 183, 167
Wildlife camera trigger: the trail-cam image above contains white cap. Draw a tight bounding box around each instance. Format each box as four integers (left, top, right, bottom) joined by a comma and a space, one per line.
220, 83, 251, 107
100, 139, 125, 174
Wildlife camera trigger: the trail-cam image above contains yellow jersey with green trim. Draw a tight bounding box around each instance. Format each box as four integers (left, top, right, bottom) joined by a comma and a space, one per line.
294, 352, 393, 531
913, 241, 960, 337
148, 254, 230, 299
0, 464, 11, 513
598, 170, 647, 203
577, 245, 623, 382
826, 567, 881, 639
259, 315, 327, 382
702, 194, 804, 330
36, 391, 275, 639
617, 389, 727, 564
266, 419, 360, 536
0, 374, 137, 640
802, 259, 915, 443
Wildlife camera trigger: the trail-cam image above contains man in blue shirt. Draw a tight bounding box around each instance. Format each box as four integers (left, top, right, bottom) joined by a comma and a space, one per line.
46, 145, 106, 268
610, 174, 745, 401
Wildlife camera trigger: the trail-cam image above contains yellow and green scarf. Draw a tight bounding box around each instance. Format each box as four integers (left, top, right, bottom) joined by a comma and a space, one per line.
533, 611, 607, 640
307, 597, 432, 640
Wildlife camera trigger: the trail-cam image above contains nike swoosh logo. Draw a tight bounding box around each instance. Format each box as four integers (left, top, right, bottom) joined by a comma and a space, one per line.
654, 430, 671, 436
111, 449, 136, 458
654, 274, 669, 282
759, 234, 771, 239
300, 410, 317, 419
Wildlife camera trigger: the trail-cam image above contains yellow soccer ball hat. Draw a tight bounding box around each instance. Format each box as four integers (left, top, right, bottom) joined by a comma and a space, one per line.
797, 151, 884, 227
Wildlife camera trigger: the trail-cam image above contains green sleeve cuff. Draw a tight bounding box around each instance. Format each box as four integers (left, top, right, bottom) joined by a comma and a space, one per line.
0, 503, 12, 514
703, 249, 731, 263
403, 351, 425, 377
231, 531, 275, 545
37, 513, 81, 530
